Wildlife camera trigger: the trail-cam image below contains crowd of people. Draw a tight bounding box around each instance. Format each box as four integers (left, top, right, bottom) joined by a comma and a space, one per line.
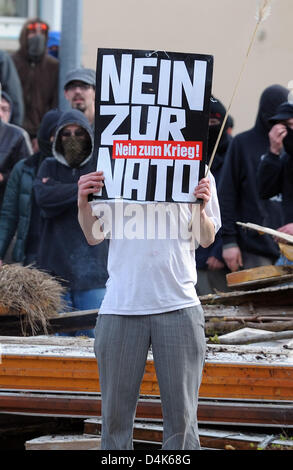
0, 16, 292, 451
0, 18, 108, 337
0, 18, 292, 312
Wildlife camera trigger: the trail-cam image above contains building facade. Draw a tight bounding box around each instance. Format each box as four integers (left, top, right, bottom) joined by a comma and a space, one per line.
0, 0, 292, 135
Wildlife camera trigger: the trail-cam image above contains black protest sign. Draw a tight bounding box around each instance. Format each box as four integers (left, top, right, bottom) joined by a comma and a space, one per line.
93, 48, 213, 203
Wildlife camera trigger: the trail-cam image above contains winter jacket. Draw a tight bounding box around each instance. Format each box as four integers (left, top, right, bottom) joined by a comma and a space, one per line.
0, 108, 62, 264
258, 151, 293, 225
0, 119, 32, 205
0, 153, 44, 263
0, 50, 24, 126
218, 85, 288, 261
34, 110, 109, 291
196, 134, 232, 269
12, 18, 59, 138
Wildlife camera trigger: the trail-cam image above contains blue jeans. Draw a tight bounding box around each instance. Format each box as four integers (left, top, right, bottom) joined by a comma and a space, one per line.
60, 288, 106, 338
276, 255, 293, 266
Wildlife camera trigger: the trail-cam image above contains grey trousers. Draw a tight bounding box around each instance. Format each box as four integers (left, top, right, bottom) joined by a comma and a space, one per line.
94, 305, 206, 450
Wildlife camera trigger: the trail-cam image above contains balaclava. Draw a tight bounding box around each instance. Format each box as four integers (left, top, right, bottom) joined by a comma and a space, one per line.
27, 34, 46, 62
207, 97, 230, 159
62, 133, 90, 168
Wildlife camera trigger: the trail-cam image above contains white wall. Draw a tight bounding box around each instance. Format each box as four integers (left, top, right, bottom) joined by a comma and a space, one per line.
81, 0, 293, 135
40, 0, 63, 31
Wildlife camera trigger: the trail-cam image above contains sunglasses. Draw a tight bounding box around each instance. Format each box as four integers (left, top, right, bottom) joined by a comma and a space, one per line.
27, 22, 48, 32
65, 83, 93, 91
61, 130, 87, 138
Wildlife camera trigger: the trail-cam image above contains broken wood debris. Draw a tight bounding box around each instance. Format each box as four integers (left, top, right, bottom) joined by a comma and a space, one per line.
83, 417, 293, 451
203, 303, 293, 337
236, 222, 293, 245
226, 265, 293, 290
213, 327, 293, 345
200, 283, 293, 307
25, 434, 101, 450
0, 309, 99, 337
1, 390, 293, 428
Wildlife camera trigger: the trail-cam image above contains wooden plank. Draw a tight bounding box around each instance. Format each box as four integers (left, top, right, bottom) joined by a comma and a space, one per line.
203, 304, 293, 319
226, 265, 293, 288
0, 310, 99, 336
84, 418, 293, 450
25, 434, 101, 450
1, 336, 293, 400
236, 222, 293, 245
217, 327, 293, 345
1, 356, 293, 400
200, 283, 293, 306
279, 243, 293, 262
2, 390, 293, 428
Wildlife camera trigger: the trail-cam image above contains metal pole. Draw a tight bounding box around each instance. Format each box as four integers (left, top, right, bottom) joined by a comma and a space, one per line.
58, 0, 83, 111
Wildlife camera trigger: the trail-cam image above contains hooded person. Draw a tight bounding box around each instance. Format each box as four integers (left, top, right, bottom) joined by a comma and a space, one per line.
0, 90, 33, 154
0, 109, 60, 266
34, 110, 109, 336
12, 18, 59, 151
0, 100, 33, 208
47, 31, 60, 59
206, 96, 232, 179
196, 96, 232, 295
257, 102, 293, 264
218, 84, 289, 273
0, 90, 14, 123
0, 48, 24, 126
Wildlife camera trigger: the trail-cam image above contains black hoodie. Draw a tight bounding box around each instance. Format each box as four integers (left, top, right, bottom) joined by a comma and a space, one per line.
34, 110, 109, 291
218, 84, 288, 261
196, 97, 232, 268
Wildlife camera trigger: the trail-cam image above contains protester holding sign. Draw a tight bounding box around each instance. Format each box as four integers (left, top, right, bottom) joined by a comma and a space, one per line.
78, 169, 220, 450
93, 49, 213, 204
77, 48, 221, 450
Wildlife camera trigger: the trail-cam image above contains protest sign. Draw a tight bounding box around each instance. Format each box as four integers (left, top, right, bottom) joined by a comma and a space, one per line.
92, 48, 213, 203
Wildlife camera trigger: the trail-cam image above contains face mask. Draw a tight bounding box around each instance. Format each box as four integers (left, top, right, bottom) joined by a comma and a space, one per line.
283, 127, 293, 156
62, 136, 89, 167
27, 34, 46, 62
207, 124, 229, 159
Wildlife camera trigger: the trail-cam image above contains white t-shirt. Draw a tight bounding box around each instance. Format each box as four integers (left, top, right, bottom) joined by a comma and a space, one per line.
91, 173, 221, 315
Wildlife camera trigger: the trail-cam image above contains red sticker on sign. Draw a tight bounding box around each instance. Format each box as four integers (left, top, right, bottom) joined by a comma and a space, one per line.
113, 140, 202, 161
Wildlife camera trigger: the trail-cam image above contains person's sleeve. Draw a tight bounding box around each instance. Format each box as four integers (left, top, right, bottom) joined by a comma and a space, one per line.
205, 169, 222, 235
257, 152, 284, 199
1, 52, 24, 126
0, 162, 22, 258
34, 160, 78, 218
0, 134, 31, 185
209, 229, 224, 261
217, 138, 242, 248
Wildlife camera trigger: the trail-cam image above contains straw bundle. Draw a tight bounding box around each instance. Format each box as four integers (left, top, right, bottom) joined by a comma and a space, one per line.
0, 264, 66, 335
